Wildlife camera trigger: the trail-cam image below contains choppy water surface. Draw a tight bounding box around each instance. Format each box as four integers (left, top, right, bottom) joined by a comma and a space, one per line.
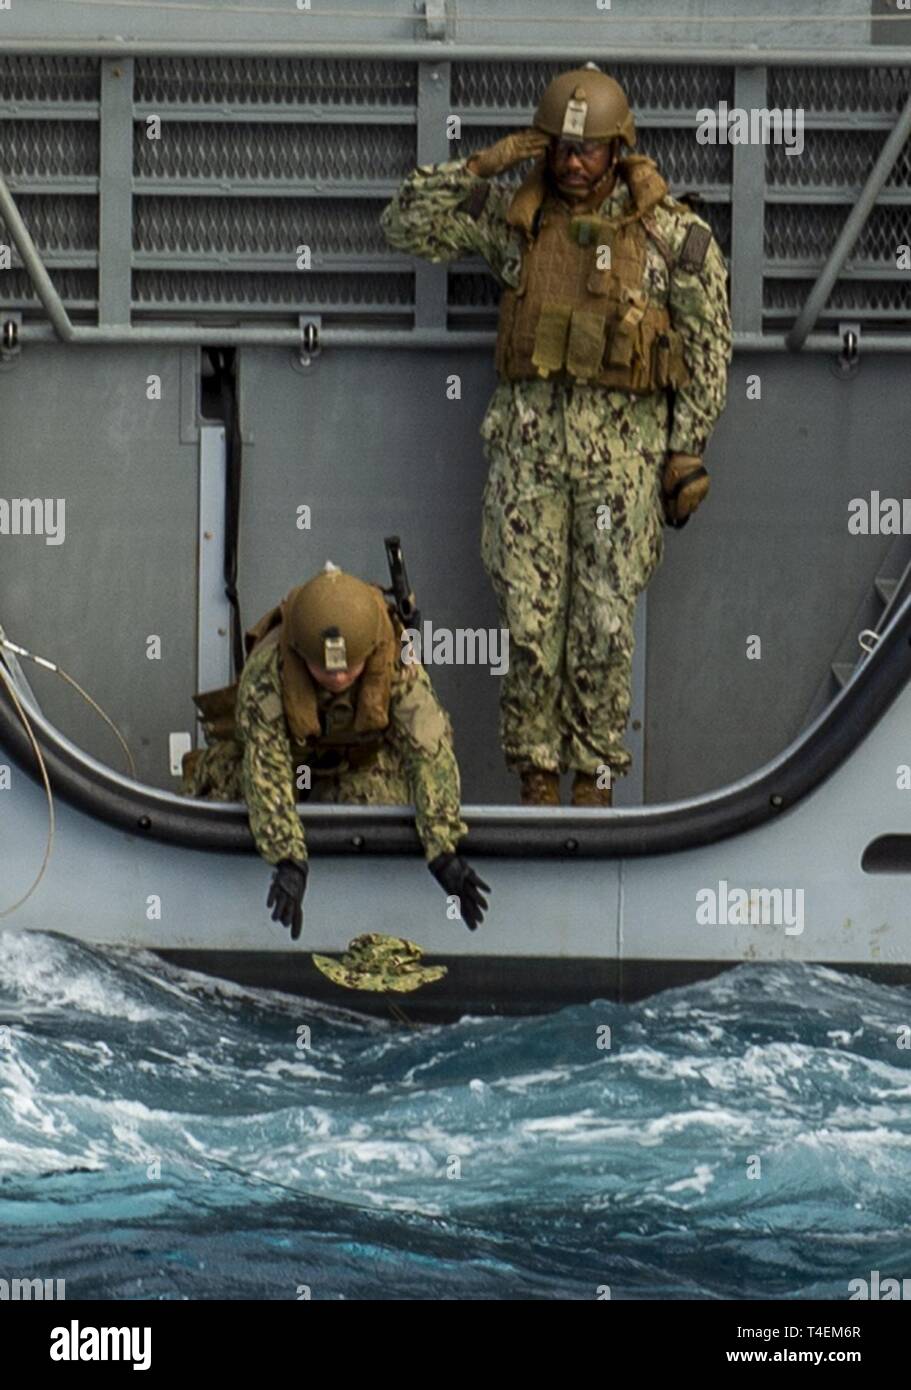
1, 931, 910, 1299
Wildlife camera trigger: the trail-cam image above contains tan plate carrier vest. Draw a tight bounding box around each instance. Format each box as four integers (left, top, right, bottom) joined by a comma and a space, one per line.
495, 156, 689, 394
193, 674, 388, 778
192, 592, 399, 777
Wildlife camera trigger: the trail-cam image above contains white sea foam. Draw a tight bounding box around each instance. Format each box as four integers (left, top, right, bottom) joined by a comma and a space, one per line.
665, 1163, 716, 1195
0, 933, 162, 1022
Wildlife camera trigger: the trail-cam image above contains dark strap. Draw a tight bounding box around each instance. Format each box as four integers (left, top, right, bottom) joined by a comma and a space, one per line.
641, 214, 677, 275
212, 348, 244, 678
458, 182, 490, 221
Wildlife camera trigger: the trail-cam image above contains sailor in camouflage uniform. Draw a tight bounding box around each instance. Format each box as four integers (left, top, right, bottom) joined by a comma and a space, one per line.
181, 565, 489, 937
381, 65, 732, 806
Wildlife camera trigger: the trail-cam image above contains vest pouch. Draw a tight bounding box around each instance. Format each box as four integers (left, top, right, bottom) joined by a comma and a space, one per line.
606, 319, 635, 369
192, 683, 239, 745
629, 325, 655, 393
566, 309, 608, 380
532, 302, 573, 377
607, 287, 648, 369
586, 265, 612, 296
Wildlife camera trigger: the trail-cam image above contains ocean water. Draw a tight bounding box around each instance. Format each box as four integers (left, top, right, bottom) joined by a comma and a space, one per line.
1, 930, 910, 1301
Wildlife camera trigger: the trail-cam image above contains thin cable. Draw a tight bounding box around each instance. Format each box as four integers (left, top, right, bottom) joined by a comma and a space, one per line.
54, 668, 138, 781
0, 638, 137, 780
0, 659, 55, 918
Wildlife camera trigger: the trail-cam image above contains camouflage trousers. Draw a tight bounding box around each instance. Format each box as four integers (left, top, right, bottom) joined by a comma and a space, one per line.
479, 380, 668, 777
180, 737, 411, 806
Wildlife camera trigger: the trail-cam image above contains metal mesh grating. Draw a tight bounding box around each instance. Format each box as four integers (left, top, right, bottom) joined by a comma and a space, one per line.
767, 129, 911, 189
768, 66, 911, 114
133, 269, 413, 308
448, 272, 501, 308
636, 128, 731, 188
0, 268, 97, 306
0, 55, 99, 103
1, 121, 99, 179
134, 57, 416, 107
764, 278, 911, 317
0, 196, 98, 253
766, 203, 910, 265
452, 62, 734, 112
133, 197, 391, 256
135, 123, 415, 182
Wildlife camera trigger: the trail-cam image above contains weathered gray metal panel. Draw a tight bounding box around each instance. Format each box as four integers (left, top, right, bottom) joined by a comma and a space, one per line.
0, 0, 892, 53
730, 66, 766, 335
645, 352, 911, 801
414, 61, 451, 331
196, 424, 232, 705
0, 346, 198, 787
98, 58, 133, 326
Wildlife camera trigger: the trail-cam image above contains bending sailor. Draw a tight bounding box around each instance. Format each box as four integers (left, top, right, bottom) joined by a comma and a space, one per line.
181, 563, 489, 938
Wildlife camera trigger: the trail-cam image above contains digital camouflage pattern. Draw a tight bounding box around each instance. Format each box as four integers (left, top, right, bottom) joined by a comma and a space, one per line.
312, 933, 447, 993
182, 639, 468, 863
381, 156, 732, 775
481, 381, 667, 774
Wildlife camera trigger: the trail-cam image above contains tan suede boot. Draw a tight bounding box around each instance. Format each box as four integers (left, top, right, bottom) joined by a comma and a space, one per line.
571, 772, 613, 808
520, 769, 561, 806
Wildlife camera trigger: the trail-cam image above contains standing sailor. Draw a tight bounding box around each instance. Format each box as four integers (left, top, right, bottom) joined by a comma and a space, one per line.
182, 564, 489, 937
381, 65, 732, 806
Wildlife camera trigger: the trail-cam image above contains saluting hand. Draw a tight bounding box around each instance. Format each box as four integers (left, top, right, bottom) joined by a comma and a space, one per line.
466, 128, 550, 179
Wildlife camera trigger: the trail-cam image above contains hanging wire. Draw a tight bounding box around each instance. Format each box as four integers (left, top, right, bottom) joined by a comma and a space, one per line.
0, 638, 137, 780
0, 657, 55, 918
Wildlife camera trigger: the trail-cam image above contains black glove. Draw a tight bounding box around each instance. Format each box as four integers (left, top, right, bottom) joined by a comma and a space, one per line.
266, 859, 308, 941
428, 852, 490, 932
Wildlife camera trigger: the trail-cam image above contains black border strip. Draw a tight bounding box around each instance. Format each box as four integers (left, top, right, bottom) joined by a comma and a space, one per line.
2, 594, 910, 859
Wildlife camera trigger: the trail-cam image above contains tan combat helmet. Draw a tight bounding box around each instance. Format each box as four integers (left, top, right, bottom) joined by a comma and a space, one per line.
285, 562, 387, 671
534, 63, 636, 148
